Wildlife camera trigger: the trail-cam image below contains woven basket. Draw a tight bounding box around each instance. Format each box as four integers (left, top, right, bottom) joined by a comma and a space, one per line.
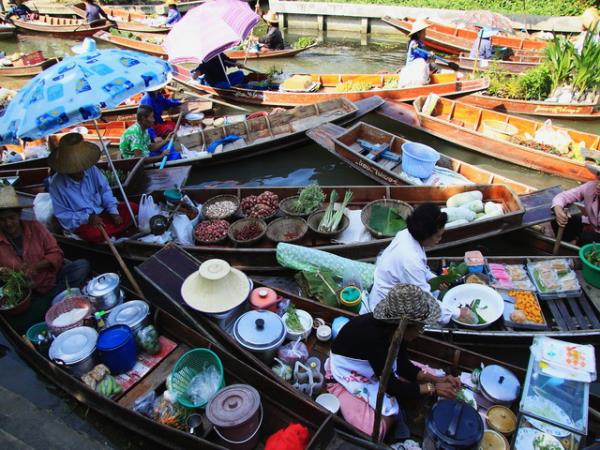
201, 194, 240, 220
228, 217, 267, 246
45, 296, 92, 336
171, 348, 225, 408
279, 195, 320, 218
193, 220, 229, 245
361, 199, 413, 238
266, 217, 308, 243
307, 208, 350, 237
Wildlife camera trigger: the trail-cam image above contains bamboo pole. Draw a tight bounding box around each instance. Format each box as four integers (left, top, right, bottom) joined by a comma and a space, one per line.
99, 225, 144, 298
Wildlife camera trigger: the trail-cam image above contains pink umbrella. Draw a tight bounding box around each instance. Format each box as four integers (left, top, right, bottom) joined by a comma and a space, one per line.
163, 0, 260, 64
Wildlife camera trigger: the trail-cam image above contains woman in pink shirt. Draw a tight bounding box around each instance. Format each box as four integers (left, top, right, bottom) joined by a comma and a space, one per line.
551, 168, 600, 245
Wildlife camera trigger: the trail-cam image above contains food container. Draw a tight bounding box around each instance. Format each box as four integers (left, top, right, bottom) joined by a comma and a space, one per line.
282, 309, 312, 341
442, 284, 504, 329
316, 393, 340, 414
401, 142, 440, 179
202, 194, 240, 221
45, 296, 93, 337
185, 112, 205, 126
501, 290, 548, 331
338, 286, 362, 313
228, 218, 267, 246
84, 273, 121, 311
479, 430, 509, 450
486, 405, 517, 437
0, 288, 32, 316
233, 310, 286, 364
266, 217, 308, 243
96, 325, 138, 375
249, 287, 280, 312
526, 259, 582, 300
580, 243, 600, 288
279, 195, 320, 218
51, 287, 82, 306
464, 251, 485, 273
479, 365, 520, 406
206, 384, 262, 450
423, 399, 483, 450
106, 300, 150, 334
307, 208, 350, 238
316, 325, 332, 341
49, 326, 98, 377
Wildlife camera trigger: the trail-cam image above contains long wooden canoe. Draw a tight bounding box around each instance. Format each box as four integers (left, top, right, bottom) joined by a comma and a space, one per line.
0, 57, 60, 77
382, 16, 546, 55
308, 121, 535, 195
10, 15, 111, 37
136, 246, 600, 424
94, 30, 318, 60
49, 184, 565, 274
70, 2, 169, 33
0, 22, 17, 38
438, 52, 543, 74
172, 64, 490, 107
378, 96, 600, 182
461, 93, 600, 120
0, 300, 380, 448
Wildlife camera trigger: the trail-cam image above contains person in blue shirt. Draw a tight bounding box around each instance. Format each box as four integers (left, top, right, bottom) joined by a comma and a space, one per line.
5, 0, 33, 20
192, 53, 245, 88
140, 86, 182, 138
406, 19, 431, 64
83, 0, 109, 23
469, 28, 495, 60
165, 0, 181, 26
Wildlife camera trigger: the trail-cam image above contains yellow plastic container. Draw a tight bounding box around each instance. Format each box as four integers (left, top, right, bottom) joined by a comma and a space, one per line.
431, 72, 457, 84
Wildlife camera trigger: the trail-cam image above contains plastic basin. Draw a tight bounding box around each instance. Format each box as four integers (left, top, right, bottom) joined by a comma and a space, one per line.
401, 142, 440, 179
580, 243, 600, 288
482, 120, 518, 142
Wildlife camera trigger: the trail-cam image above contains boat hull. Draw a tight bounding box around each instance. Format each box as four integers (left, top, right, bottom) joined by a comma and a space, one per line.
0, 57, 60, 77
12, 16, 111, 37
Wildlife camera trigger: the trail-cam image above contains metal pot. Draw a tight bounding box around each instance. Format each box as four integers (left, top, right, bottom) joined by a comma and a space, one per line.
84, 273, 121, 311
233, 310, 285, 364
106, 300, 150, 334
49, 326, 98, 378
479, 365, 520, 406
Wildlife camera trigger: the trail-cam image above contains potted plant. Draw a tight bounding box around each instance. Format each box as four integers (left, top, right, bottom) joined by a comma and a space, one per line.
0, 269, 33, 316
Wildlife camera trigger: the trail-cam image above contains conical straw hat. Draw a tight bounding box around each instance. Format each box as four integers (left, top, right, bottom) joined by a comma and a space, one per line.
409, 19, 429, 36
181, 259, 251, 314
0, 184, 32, 210
263, 11, 279, 24
48, 133, 101, 174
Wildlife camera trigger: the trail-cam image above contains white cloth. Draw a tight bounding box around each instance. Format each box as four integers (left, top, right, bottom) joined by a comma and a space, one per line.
329, 352, 400, 417
367, 229, 457, 324
574, 31, 600, 54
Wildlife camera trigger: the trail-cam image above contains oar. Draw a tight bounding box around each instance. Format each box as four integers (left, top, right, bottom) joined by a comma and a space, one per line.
236, 62, 261, 74
99, 225, 144, 298
552, 225, 565, 255
159, 111, 184, 170
431, 54, 460, 71
165, 85, 249, 112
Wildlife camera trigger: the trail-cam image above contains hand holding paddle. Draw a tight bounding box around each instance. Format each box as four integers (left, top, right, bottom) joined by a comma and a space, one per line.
159, 112, 184, 170
431, 54, 461, 71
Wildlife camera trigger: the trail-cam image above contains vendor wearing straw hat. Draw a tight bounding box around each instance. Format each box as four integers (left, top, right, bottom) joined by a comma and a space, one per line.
406, 19, 431, 64
253, 10, 285, 50
574, 7, 599, 54
327, 284, 461, 439
165, 0, 181, 26
4, 0, 33, 20
140, 75, 182, 139
0, 184, 90, 333
48, 133, 138, 244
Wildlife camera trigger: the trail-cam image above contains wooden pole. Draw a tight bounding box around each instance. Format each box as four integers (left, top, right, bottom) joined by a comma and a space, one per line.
159, 111, 185, 170
165, 86, 249, 112
552, 225, 565, 255
99, 225, 144, 298
372, 319, 407, 443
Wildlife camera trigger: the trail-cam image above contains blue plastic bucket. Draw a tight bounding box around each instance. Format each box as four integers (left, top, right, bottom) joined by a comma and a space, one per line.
97, 325, 138, 374
401, 142, 440, 179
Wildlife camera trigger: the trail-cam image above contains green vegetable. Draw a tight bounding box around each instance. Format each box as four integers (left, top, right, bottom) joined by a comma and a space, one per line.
468, 299, 487, 324
318, 190, 353, 232
368, 204, 407, 236
585, 244, 600, 267
292, 37, 316, 49
290, 185, 325, 214
96, 375, 122, 398
0, 270, 32, 309
285, 304, 305, 332
428, 263, 468, 291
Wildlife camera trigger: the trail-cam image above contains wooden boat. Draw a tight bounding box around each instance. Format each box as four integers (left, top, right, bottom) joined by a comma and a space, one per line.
70, 2, 169, 33
378, 96, 600, 182
94, 30, 318, 60
0, 301, 380, 448
382, 16, 546, 55
438, 52, 543, 74
0, 22, 17, 38
154, 97, 382, 169
172, 64, 490, 107
51, 184, 561, 274
136, 246, 600, 421
10, 15, 111, 37
308, 121, 534, 195
461, 93, 600, 120
0, 57, 60, 77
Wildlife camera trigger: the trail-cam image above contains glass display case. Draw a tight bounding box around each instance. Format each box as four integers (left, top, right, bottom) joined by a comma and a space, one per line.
513, 337, 590, 450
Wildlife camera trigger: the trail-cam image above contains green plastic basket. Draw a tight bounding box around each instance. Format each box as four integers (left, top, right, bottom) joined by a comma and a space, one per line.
579, 243, 600, 288
26, 322, 48, 344
170, 348, 224, 408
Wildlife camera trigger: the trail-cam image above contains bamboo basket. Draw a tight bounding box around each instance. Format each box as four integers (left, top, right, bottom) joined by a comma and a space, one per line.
360, 199, 413, 238
307, 208, 350, 238
201, 194, 240, 220
266, 217, 308, 243
227, 218, 267, 246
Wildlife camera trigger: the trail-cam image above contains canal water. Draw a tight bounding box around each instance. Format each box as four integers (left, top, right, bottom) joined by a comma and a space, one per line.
0, 28, 598, 446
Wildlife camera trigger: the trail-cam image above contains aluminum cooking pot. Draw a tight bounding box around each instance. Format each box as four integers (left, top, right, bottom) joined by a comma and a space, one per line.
84, 273, 121, 311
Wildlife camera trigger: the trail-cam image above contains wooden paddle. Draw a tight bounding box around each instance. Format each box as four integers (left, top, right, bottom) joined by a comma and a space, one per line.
159, 111, 184, 170
431, 54, 460, 71
553, 225, 565, 255
165, 86, 249, 112
237, 62, 261, 74
99, 225, 144, 298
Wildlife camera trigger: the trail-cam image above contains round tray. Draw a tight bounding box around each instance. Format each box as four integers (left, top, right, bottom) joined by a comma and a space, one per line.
279, 195, 320, 218
307, 208, 350, 237
201, 194, 240, 220
227, 217, 267, 246
193, 220, 230, 245
360, 198, 413, 238
266, 217, 308, 243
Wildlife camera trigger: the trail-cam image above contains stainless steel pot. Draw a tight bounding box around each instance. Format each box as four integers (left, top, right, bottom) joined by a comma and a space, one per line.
49, 326, 98, 378
479, 364, 520, 406
84, 273, 121, 311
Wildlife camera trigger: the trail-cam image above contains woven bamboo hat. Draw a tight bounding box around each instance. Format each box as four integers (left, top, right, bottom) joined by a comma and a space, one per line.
165, 0, 177, 5
181, 259, 251, 314
263, 10, 279, 24
409, 19, 429, 36
581, 7, 599, 30
48, 133, 101, 174
373, 284, 441, 325
0, 184, 31, 210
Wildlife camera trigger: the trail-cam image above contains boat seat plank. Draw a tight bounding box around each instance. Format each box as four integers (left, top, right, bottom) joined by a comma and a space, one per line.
546, 300, 568, 331
554, 299, 577, 330
567, 297, 589, 329
577, 271, 600, 317
117, 344, 188, 409
576, 295, 600, 329
136, 257, 189, 306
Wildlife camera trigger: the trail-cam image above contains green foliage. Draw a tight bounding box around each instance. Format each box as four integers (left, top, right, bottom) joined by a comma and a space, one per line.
304, 0, 595, 16
292, 37, 317, 49
572, 24, 600, 96
1, 270, 31, 308
518, 64, 552, 100
544, 36, 575, 92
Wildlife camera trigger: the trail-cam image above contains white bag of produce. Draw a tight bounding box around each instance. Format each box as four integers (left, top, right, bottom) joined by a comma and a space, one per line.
442, 206, 476, 223
484, 201, 504, 215
33, 193, 54, 226
398, 58, 430, 88
460, 199, 484, 213
445, 219, 469, 229
534, 120, 572, 153
138, 194, 161, 235
170, 214, 194, 246
446, 190, 483, 208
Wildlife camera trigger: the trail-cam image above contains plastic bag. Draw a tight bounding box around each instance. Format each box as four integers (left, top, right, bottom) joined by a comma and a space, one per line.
534, 119, 572, 153
186, 365, 221, 406
33, 193, 54, 226
133, 390, 156, 418
2, 150, 23, 163
169, 214, 194, 245
138, 194, 161, 234
136, 325, 161, 355
23, 144, 49, 160
277, 339, 309, 366
96, 375, 123, 398
272, 357, 293, 381
137, 231, 172, 244
398, 58, 430, 88
153, 390, 188, 430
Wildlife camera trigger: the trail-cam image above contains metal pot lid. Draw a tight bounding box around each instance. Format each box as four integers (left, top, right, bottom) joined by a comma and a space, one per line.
86, 273, 120, 297
49, 326, 97, 365
480, 365, 520, 403
233, 310, 285, 351
206, 384, 260, 427
106, 300, 149, 329
428, 399, 483, 446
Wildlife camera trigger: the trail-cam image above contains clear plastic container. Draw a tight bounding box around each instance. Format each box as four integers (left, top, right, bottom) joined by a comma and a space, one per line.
465, 250, 485, 273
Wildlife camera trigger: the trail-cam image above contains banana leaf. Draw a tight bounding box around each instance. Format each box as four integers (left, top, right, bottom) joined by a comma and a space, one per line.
428, 263, 468, 291
368, 204, 407, 236
295, 270, 339, 307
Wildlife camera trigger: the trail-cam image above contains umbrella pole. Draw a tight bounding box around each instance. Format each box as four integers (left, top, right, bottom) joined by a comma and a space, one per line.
218, 54, 232, 86
93, 119, 138, 229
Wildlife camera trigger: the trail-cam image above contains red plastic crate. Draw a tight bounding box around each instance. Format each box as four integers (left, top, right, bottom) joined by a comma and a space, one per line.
21, 51, 44, 66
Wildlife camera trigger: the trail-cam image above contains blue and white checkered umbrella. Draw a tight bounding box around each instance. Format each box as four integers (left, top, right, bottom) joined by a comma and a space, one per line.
0, 44, 171, 144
